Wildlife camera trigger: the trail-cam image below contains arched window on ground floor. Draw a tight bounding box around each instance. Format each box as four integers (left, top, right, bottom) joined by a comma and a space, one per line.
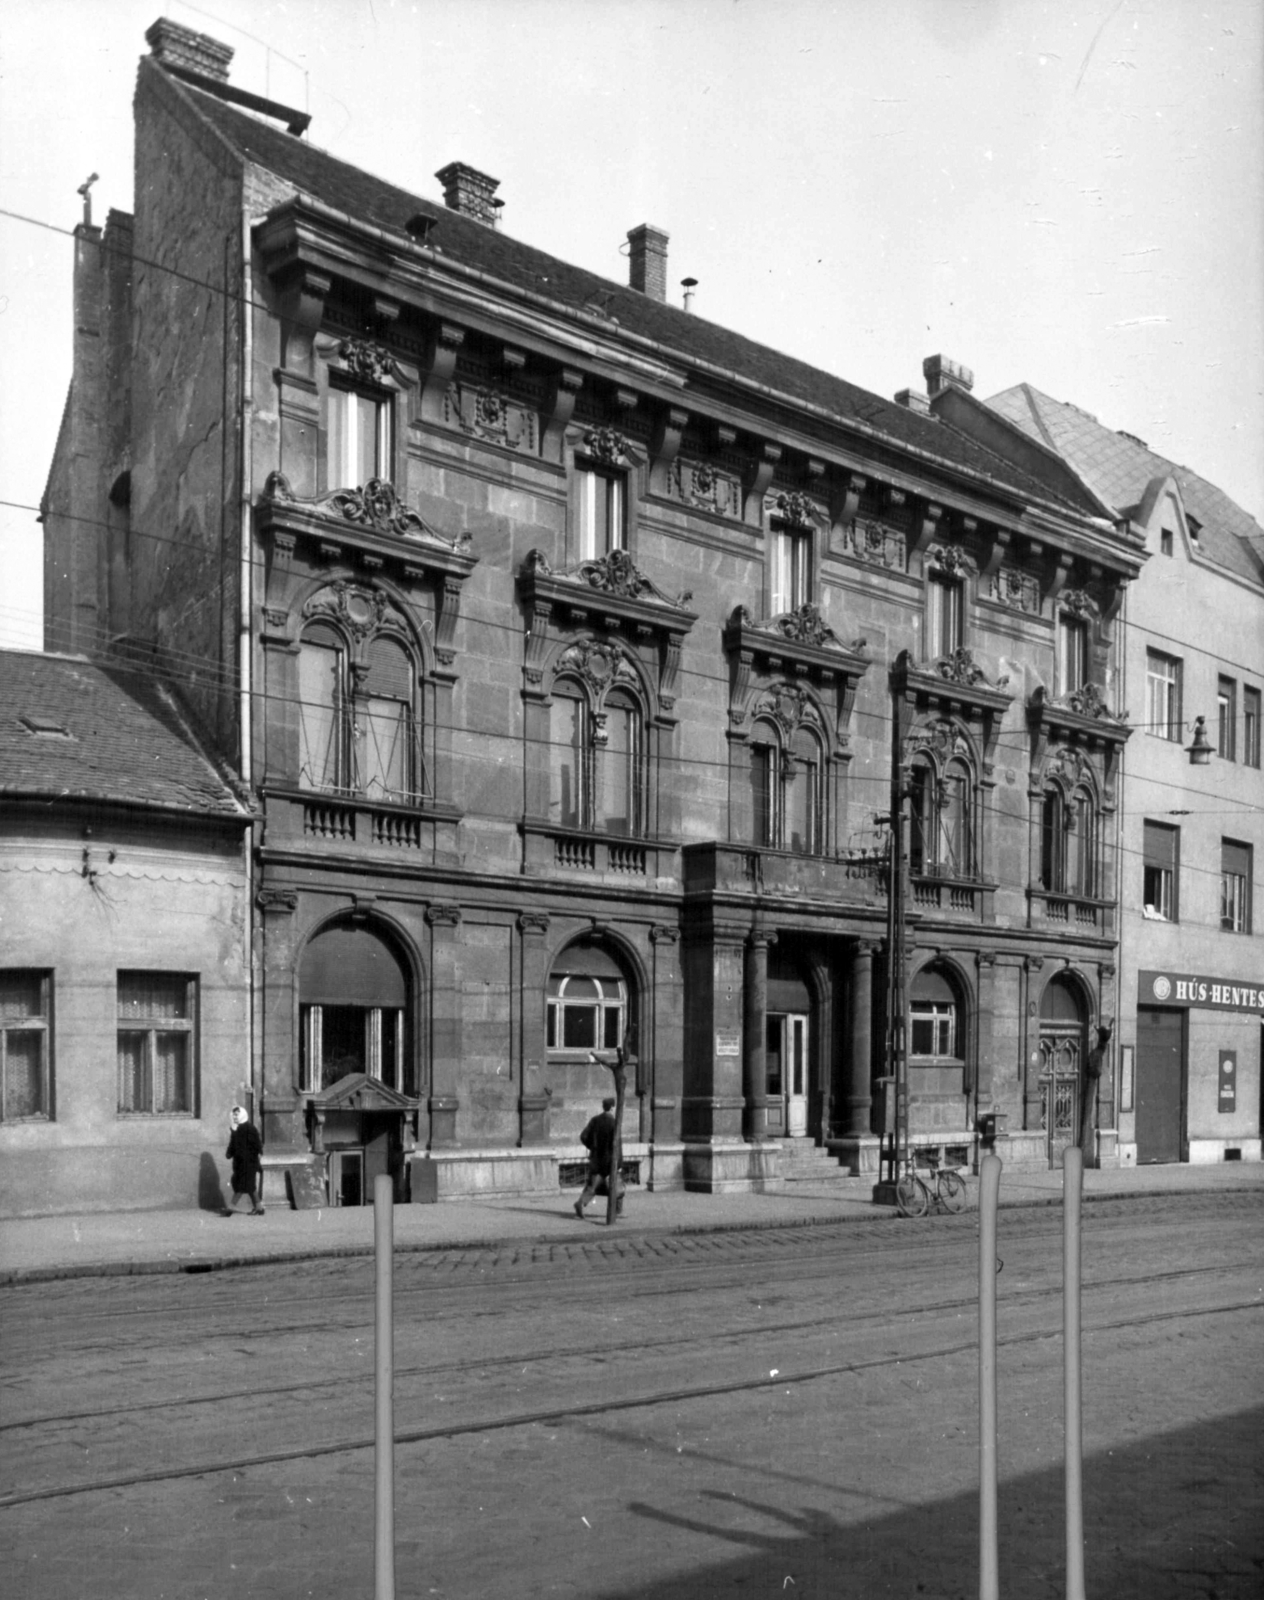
298, 921, 413, 1094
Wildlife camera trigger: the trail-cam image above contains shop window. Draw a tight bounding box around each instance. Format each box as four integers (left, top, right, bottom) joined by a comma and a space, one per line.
749, 719, 823, 854
546, 943, 628, 1055
769, 524, 811, 615
117, 972, 196, 1116
926, 574, 964, 658
549, 679, 644, 835
1142, 821, 1179, 921
0, 970, 51, 1121
1217, 676, 1237, 761
329, 381, 393, 489
1221, 839, 1252, 933
297, 622, 423, 803
1245, 687, 1261, 769
576, 463, 626, 561
910, 754, 974, 878
1057, 614, 1089, 698
298, 922, 412, 1094
1144, 649, 1182, 741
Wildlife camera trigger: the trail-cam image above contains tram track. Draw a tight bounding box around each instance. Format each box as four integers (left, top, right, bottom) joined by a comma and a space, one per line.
1, 1256, 1251, 1436
1, 1294, 1257, 1511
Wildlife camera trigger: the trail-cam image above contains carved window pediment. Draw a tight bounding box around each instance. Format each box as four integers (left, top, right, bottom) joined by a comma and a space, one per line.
894, 647, 1012, 721
259, 472, 475, 574
1028, 683, 1131, 747
723, 603, 869, 680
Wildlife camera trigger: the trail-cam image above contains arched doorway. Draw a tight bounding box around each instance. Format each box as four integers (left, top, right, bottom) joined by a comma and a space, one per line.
298, 919, 417, 1203
767, 949, 812, 1138
1039, 975, 1088, 1169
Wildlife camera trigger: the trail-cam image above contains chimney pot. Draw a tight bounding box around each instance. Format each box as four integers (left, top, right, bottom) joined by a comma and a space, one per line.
435, 162, 502, 227
145, 17, 233, 82
627, 224, 669, 302
681, 276, 698, 313
922, 354, 974, 398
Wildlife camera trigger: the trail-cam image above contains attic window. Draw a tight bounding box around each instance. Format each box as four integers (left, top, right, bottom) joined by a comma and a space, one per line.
18, 714, 73, 740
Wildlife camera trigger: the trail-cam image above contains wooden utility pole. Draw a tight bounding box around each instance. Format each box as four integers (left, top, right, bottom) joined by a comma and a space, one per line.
605, 1047, 627, 1226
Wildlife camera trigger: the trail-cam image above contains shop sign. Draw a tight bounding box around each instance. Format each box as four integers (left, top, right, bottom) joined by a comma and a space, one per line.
1219, 1052, 1237, 1114
714, 1029, 742, 1057
1140, 969, 1264, 1014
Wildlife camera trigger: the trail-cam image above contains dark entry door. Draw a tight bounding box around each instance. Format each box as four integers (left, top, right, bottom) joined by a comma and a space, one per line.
1136, 1007, 1183, 1163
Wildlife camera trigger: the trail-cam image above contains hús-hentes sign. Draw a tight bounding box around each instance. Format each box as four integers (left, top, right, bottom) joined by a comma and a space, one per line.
1140, 970, 1264, 1014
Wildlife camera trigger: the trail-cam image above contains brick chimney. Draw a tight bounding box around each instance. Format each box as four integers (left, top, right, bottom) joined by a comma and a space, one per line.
922, 354, 975, 399
145, 17, 233, 81
627, 224, 669, 301
435, 163, 502, 227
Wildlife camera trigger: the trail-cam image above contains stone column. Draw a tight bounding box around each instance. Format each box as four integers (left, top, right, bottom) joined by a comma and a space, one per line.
426, 903, 462, 1147
832, 940, 881, 1174
743, 927, 775, 1142
517, 911, 552, 1145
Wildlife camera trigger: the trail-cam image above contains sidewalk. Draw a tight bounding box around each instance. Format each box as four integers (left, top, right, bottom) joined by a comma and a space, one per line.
2, 1159, 1261, 1284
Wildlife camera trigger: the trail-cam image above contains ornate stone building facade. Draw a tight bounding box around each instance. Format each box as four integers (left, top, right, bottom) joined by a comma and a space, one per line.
41, 19, 1150, 1206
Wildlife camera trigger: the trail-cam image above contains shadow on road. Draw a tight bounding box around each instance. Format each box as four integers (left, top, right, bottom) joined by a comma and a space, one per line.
612, 1403, 1264, 1599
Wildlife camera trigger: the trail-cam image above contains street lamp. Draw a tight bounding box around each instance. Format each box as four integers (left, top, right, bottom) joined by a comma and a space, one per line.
1186, 716, 1213, 766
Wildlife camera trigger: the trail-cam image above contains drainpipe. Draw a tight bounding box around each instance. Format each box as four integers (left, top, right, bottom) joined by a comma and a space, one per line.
240, 211, 256, 1117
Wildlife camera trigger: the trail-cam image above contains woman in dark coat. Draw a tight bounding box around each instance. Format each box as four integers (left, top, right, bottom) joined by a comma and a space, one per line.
224, 1105, 264, 1215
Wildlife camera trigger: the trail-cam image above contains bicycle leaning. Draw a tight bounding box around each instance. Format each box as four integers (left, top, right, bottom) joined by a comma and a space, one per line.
895, 1150, 968, 1218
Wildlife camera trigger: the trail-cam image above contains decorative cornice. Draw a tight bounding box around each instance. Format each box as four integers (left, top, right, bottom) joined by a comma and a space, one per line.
518, 548, 697, 619
1029, 683, 1130, 743
930, 647, 1008, 692
260, 472, 472, 554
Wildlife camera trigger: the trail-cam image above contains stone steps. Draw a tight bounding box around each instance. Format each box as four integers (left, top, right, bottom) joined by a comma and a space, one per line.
778, 1141, 856, 1183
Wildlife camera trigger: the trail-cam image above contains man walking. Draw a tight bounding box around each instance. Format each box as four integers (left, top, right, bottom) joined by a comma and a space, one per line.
574, 1097, 620, 1218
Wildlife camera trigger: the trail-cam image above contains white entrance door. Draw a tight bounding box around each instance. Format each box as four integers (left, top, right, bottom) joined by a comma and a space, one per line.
767, 1012, 810, 1137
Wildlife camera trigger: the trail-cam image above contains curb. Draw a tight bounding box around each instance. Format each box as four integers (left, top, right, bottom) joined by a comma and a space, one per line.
3, 1180, 1260, 1286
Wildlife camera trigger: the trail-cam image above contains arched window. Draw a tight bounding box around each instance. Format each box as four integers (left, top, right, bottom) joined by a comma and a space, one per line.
1041, 784, 1097, 896
548, 677, 645, 835
1040, 788, 1065, 892
910, 752, 974, 878
749, 717, 824, 855
1069, 789, 1096, 897
298, 921, 412, 1094
546, 942, 628, 1053
297, 622, 423, 802
909, 966, 963, 1063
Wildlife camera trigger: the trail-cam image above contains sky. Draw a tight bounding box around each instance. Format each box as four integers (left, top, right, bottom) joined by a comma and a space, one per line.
1, 0, 1261, 652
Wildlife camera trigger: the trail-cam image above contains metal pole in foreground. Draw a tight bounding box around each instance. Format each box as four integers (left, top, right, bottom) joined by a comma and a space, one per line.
374, 1172, 395, 1600
978, 1153, 1002, 1600
1063, 1145, 1085, 1600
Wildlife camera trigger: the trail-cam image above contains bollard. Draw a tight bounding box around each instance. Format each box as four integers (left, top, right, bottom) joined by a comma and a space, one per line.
978, 1153, 1002, 1600
1063, 1145, 1085, 1600
375, 1172, 396, 1600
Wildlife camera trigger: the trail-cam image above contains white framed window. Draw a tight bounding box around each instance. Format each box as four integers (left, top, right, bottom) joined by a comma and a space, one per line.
1, 970, 51, 1121
1145, 650, 1182, 741
1057, 614, 1089, 697
300, 1004, 405, 1092
769, 525, 811, 615
1245, 687, 1261, 769
117, 972, 196, 1116
546, 973, 626, 1052
926, 574, 964, 658
910, 1000, 956, 1058
1217, 676, 1237, 761
576, 464, 626, 561
1221, 840, 1252, 934
328, 383, 393, 489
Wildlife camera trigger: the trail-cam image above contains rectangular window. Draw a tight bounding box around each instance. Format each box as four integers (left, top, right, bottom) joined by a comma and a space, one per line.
117, 972, 197, 1115
751, 742, 777, 848
770, 526, 811, 615
1, 971, 51, 1120
329, 385, 392, 489
576, 466, 625, 561
1057, 614, 1089, 697
1142, 822, 1179, 922
927, 575, 964, 658
1217, 676, 1237, 761
1159, 527, 1174, 557
1245, 686, 1261, 769
1145, 650, 1182, 741
910, 1001, 956, 1059
1221, 839, 1252, 933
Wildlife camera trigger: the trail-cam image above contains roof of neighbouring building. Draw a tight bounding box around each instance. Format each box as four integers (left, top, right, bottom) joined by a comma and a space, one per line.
159, 67, 1107, 524
985, 383, 1264, 587
0, 651, 250, 819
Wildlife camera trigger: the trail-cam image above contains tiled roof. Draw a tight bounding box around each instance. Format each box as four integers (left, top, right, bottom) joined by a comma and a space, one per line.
985, 384, 1264, 587
170, 72, 1103, 521
0, 652, 249, 819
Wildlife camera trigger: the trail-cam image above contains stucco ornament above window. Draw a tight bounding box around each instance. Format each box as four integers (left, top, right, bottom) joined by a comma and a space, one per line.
583, 426, 631, 466
336, 337, 398, 385
933, 646, 1009, 691
522, 547, 693, 609
260, 471, 471, 551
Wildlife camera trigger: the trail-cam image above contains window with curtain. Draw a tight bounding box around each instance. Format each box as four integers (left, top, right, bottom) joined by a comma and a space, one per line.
1145, 650, 1182, 741
926, 574, 964, 658
576, 464, 626, 561
769, 525, 811, 615
1244, 686, 1261, 769
1217, 676, 1237, 761
1057, 614, 1089, 697
329, 383, 393, 489
1, 970, 51, 1121
1221, 839, 1252, 933
297, 624, 423, 802
117, 972, 196, 1116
